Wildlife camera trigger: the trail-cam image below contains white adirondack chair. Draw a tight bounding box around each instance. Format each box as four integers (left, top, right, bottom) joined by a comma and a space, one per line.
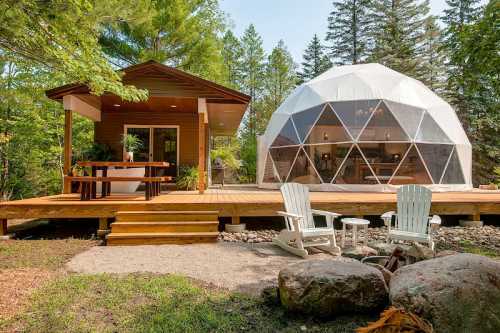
273, 183, 342, 258
381, 184, 441, 251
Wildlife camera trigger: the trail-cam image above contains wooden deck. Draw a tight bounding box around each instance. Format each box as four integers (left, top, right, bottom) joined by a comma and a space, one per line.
1, 188, 499, 223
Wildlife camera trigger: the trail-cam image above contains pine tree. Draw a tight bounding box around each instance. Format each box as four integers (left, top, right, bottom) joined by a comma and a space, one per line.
299, 34, 332, 83
259, 40, 297, 133
417, 16, 446, 92
441, 0, 482, 126
239, 24, 266, 138
238, 24, 266, 181
221, 30, 243, 89
369, 0, 430, 78
326, 0, 373, 64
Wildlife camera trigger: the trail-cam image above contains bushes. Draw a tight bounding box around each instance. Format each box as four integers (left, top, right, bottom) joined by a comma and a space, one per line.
177, 166, 198, 190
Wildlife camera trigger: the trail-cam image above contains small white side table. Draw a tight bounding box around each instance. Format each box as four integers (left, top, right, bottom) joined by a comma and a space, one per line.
341, 218, 370, 247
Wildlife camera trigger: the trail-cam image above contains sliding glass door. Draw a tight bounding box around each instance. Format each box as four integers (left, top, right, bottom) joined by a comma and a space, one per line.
125, 126, 178, 179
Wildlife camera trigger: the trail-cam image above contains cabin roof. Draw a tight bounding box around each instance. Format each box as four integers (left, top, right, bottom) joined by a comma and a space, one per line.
45, 60, 251, 104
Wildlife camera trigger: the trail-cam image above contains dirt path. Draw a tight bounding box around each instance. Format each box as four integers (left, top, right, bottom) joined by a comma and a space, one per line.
67, 242, 346, 295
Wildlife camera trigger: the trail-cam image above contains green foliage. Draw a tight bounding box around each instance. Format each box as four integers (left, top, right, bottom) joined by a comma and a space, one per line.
176, 165, 198, 190
298, 34, 331, 83
210, 145, 241, 171
417, 16, 446, 93
369, 0, 430, 78
450, 0, 499, 184
259, 41, 297, 132
99, 0, 227, 83
121, 134, 142, 153
0, 0, 149, 102
82, 143, 115, 162
326, 0, 373, 64
221, 30, 244, 89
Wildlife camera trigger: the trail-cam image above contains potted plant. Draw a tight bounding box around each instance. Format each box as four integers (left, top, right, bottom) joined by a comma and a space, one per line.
121, 134, 142, 162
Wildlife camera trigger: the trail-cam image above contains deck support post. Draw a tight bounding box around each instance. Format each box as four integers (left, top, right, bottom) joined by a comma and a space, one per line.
198, 98, 207, 194
97, 217, 109, 237
0, 219, 7, 236
231, 216, 240, 225
63, 109, 73, 194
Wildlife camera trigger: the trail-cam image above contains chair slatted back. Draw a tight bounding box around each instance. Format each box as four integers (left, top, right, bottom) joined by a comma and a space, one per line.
396, 184, 432, 234
280, 183, 315, 230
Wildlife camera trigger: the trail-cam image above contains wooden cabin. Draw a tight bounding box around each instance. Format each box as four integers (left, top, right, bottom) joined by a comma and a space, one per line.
45, 60, 251, 193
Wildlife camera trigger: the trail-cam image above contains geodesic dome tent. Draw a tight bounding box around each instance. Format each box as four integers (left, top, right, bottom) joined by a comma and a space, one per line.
258, 63, 472, 191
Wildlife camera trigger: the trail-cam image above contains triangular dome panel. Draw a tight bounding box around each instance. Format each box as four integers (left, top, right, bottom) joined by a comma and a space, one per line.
303, 144, 351, 183
291, 104, 325, 142
271, 118, 300, 147
441, 148, 465, 184
262, 153, 280, 183
287, 148, 321, 184
269, 146, 300, 182
331, 99, 380, 140
417, 143, 454, 183
389, 145, 432, 185
305, 104, 352, 144
415, 112, 452, 143
333, 145, 378, 184
358, 143, 411, 183
384, 100, 425, 140
358, 101, 410, 141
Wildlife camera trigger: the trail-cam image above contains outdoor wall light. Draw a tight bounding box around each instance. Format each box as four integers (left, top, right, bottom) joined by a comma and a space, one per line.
323, 132, 329, 141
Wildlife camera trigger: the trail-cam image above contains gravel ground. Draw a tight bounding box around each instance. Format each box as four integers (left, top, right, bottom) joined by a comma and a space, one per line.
66, 242, 347, 295
220, 226, 500, 253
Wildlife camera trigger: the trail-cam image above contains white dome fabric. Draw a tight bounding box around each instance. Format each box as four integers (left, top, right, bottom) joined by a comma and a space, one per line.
258, 63, 472, 192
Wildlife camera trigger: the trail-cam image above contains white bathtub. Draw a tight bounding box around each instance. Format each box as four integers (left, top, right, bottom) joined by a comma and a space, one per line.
96, 167, 145, 193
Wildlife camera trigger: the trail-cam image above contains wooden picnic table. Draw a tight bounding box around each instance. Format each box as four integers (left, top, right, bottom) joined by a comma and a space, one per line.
75, 161, 170, 200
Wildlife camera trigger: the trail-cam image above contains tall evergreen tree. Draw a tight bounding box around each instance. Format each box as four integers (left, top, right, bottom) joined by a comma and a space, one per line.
326, 0, 373, 64
441, 0, 482, 126
299, 34, 331, 83
239, 24, 266, 138
369, 0, 430, 78
221, 30, 243, 89
417, 16, 446, 92
448, 0, 498, 185
238, 24, 266, 181
259, 40, 297, 133
99, 0, 227, 82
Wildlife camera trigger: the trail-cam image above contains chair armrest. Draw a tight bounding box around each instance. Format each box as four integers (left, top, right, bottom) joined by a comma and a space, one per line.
277, 211, 303, 232
277, 211, 303, 220
311, 209, 340, 229
381, 211, 396, 219
429, 215, 441, 230
381, 211, 396, 227
311, 209, 341, 218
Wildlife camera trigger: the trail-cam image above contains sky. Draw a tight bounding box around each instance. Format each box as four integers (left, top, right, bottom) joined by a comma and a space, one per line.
219, 0, 455, 63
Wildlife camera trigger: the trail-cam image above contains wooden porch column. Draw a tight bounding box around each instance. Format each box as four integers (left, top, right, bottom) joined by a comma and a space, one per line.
63, 109, 72, 194
198, 112, 206, 193
198, 98, 208, 194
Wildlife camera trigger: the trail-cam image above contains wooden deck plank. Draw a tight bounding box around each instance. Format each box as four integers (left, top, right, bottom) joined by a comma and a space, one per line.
1, 189, 499, 220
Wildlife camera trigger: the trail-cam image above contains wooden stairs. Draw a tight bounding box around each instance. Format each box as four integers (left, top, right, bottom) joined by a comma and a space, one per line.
106, 211, 219, 245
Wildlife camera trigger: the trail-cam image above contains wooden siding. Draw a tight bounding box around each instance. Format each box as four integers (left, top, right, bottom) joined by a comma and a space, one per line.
95, 107, 199, 166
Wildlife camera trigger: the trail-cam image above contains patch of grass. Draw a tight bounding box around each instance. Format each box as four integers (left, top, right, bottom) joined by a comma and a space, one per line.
0, 239, 98, 270
459, 240, 500, 258
10, 274, 375, 333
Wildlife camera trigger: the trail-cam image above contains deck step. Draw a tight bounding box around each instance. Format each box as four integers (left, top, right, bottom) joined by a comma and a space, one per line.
106, 232, 219, 246
108, 210, 220, 245
111, 221, 218, 233
115, 211, 219, 222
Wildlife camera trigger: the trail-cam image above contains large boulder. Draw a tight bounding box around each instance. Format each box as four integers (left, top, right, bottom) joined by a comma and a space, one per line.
278, 259, 388, 317
390, 253, 500, 333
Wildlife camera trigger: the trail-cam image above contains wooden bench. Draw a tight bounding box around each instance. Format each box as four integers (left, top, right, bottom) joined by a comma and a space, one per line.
66, 176, 171, 201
